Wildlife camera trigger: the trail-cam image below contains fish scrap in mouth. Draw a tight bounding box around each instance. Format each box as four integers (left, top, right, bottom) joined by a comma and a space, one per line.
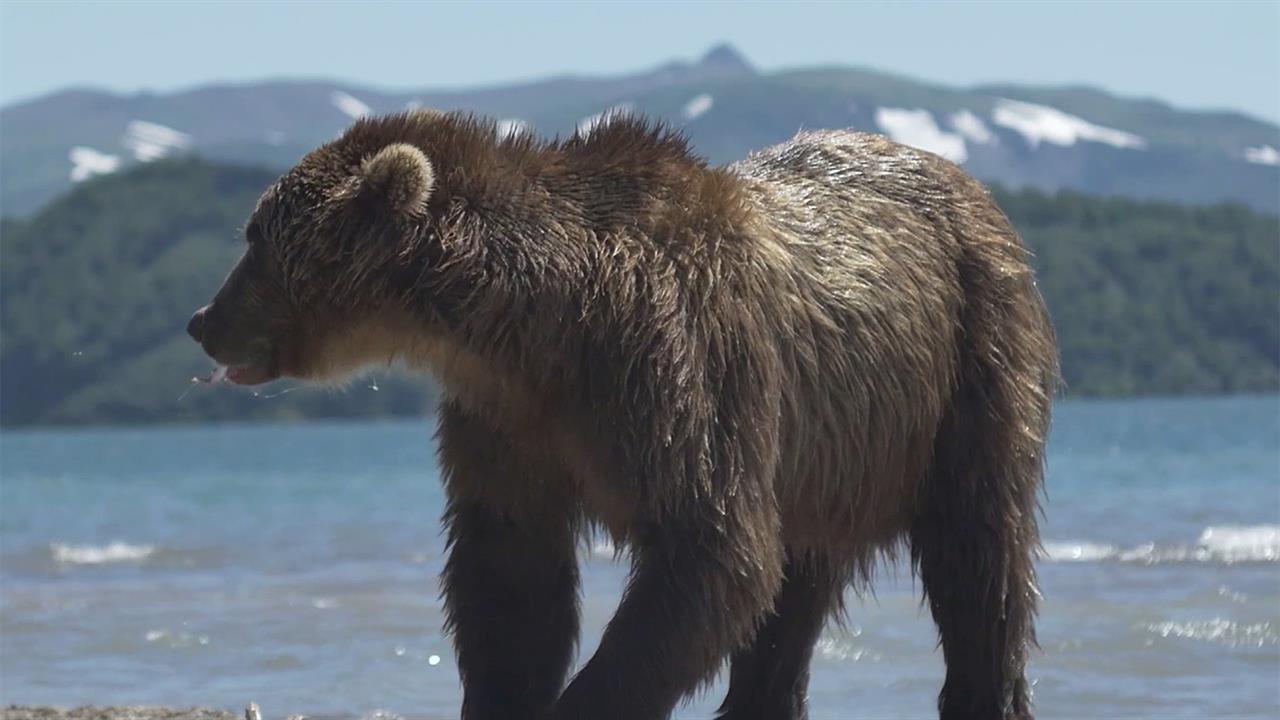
192, 362, 275, 386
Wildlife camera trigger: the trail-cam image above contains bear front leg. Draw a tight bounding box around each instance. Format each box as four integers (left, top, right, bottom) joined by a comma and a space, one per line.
716, 553, 844, 720
438, 403, 581, 720
551, 499, 784, 720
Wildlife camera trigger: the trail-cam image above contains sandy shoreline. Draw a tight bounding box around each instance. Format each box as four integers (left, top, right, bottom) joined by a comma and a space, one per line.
2, 708, 431, 720
3, 709, 239, 720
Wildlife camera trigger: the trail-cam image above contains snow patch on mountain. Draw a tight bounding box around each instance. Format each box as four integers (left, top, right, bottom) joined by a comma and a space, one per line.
992, 98, 1146, 150
950, 109, 996, 145
1244, 145, 1280, 166
497, 118, 530, 138
875, 107, 968, 163
68, 147, 121, 182
331, 91, 372, 119
121, 121, 192, 162
683, 94, 714, 121
578, 102, 636, 135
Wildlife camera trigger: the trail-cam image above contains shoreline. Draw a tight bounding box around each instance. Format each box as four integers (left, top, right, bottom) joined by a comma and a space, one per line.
2, 708, 437, 720
3, 391, 1277, 435
3, 709, 239, 720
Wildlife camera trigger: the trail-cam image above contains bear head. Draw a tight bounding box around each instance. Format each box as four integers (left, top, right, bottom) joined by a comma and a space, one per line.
186, 115, 440, 386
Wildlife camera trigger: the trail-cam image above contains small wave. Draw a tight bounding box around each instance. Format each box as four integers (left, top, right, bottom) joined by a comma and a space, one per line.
1041, 541, 1118, 562
815, 636, 879, 663
1197, 525, 1278, 563
143, 629, 210, 647
1143, 619, 1278, 648
1042, 525, 1278, 565
51, 541, 155, 565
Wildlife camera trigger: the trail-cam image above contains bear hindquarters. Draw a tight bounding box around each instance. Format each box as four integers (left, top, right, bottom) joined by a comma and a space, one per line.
716, 552, 844, 720
437, 404, 581, 720
912, 248, 1055, 720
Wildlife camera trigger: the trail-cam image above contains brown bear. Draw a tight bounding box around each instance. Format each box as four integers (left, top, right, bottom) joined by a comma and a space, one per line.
187, 110, 1057, 720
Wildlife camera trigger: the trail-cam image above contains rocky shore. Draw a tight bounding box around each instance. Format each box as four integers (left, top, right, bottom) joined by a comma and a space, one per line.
1, 707, 425, 720
3, 709, 239, 720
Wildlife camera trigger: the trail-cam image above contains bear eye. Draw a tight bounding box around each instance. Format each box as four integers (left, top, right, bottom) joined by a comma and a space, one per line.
245, 223, 263, 246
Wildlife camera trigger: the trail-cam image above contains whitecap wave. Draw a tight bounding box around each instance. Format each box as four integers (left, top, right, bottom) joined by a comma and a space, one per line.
815, 636, 879, 663
1143, 618, 1278, 648
1042, 525, 1278, 565
51, 541, 155, 565
144, 629, 210, 647
1041, 541, 1118, 562
1197, 525, 1279, 563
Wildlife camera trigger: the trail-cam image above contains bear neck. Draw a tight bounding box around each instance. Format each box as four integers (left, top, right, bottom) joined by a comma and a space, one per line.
397, 116, 752, 420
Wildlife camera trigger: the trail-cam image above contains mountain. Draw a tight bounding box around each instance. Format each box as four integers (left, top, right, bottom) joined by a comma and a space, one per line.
1, 158, 1275, 427
2, 44, 1277, 217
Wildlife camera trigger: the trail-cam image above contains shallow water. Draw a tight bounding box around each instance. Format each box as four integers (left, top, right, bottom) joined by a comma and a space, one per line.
2, 395, 1278, 718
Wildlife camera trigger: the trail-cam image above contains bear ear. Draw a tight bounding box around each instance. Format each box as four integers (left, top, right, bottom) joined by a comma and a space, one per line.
358, 143, 435, 216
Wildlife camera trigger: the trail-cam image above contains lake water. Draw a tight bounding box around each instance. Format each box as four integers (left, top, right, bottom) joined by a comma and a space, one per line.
2, 395, 1277, 719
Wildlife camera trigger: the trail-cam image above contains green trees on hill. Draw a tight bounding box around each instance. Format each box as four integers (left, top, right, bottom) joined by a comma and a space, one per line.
0, 159, 434, 426
0, 158, 1275, 426
994, 188, 1278, 396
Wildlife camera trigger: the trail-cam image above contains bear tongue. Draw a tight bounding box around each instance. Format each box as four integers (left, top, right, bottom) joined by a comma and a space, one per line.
226, 364, 272, 386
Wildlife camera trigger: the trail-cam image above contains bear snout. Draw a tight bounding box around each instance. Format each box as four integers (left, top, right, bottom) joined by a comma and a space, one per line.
186, 306, 209, 344
186, 303, 237, 361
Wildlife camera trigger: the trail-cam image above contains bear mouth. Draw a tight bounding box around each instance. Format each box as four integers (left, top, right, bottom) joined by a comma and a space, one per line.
225, 362, 277, 386
197, 352, 279, 387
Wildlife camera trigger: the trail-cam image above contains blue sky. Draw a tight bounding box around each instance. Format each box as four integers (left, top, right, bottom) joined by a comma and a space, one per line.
2, 0, 1278, 123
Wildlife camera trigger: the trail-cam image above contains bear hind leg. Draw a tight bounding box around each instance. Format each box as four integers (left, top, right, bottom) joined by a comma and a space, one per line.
912, 377, 1048, 720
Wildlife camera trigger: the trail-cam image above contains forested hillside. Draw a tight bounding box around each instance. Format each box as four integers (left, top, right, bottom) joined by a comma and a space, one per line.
0, 159, 434, 426
1002, 189, 1277, 395
1, 158, 1275, 426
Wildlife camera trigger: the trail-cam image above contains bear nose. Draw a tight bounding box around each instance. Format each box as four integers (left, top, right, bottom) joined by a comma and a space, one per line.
187, 306, 208, 343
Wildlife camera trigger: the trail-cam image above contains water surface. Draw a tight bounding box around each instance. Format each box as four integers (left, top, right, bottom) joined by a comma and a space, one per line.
2, 395, 1277, 718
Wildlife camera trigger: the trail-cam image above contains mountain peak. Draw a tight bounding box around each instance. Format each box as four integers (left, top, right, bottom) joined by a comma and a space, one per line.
698, 43, 755, 75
